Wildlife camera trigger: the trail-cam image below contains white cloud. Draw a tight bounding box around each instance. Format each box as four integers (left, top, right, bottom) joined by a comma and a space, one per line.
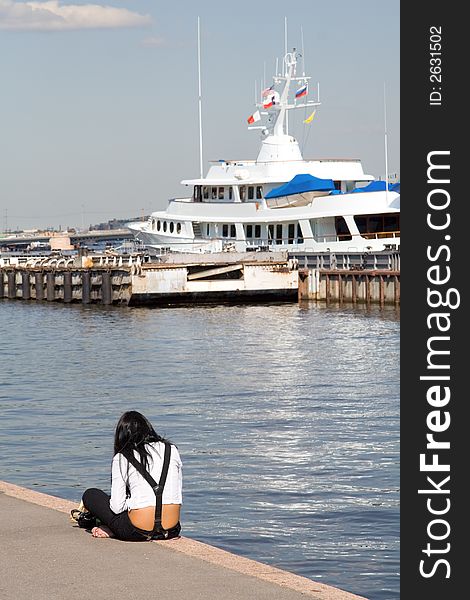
0, 0, 152, 31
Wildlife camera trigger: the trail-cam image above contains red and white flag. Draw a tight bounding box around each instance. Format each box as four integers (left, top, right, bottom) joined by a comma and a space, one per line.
247, 110, 261, 124
263, 91, 279, 109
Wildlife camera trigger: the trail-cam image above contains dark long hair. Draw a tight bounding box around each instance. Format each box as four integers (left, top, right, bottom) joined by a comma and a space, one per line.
114, 411, 166, 471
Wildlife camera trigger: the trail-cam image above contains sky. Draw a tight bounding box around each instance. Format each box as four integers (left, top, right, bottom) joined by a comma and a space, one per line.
0, 0, 399, 231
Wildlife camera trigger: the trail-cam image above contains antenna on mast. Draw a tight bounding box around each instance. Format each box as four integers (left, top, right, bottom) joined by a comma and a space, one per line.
301, 25, 305, 76
197, 16, 204, 179
284, 17, 288, 75
383, 82, 389, 200
284, 17, 289, 134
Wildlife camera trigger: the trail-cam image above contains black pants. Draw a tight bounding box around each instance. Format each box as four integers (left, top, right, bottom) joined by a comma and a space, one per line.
82, 488, 153, 541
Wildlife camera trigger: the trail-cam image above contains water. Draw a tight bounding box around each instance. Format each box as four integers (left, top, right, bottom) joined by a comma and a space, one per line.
0, 300, 399, 599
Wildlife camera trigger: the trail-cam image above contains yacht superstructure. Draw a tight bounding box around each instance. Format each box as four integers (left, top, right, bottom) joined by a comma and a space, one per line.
128, 50, 399, 254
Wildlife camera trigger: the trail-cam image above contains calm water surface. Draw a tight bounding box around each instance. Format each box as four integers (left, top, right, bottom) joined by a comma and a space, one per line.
0, 300, 399, 599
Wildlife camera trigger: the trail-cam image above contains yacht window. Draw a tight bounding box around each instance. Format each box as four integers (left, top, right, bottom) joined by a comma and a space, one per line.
219, 187, 225, 200
157, 220, 161, 231
206, 224, 210, 236
240, 186, 246, 201
254, 224, 261, 238
230, 224, 236, 238
169, 222, 174, 234
163, 221, 167, 232
152, 219, 156, 230
246, 224, 253, 238
256, 186, 263, 199
288, 223, 295, 244
248, 186, 254, 200
276, 224, 283, 244
355, 216, 367, 233
354, 214, 400, 238
176, 222, 181, 234
222, 224, 228, 237
194, 186, 202, 202
335, 216, 352, 240
296, 223, 303, 243
384, 215, 400, 232
211, 187, 218, 200
268, 224, 274, 244
229, 186, 233, 200
203, 186, 209, 200
368, 216, 382, 233
334, 181, 342, 191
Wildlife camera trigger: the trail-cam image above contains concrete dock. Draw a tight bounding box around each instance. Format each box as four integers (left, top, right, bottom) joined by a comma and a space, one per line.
0, 252, 298, 306
0, 481, 367, 600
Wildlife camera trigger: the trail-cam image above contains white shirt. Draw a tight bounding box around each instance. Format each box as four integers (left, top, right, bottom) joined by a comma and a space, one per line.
110, 441, 183, 514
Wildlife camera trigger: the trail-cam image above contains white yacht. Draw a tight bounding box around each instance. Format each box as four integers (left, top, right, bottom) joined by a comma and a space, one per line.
128, 51, 400, 254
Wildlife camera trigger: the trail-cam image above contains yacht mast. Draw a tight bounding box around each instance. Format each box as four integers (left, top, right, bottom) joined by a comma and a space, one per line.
383, 82, 389, 200
284, 17, 288, 74
249, 32, 321, 162
284, 17, 289, 134
197, 17, 204, 179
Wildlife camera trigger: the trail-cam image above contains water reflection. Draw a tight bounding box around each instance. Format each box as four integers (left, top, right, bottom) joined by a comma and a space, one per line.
0, 300, 399, 599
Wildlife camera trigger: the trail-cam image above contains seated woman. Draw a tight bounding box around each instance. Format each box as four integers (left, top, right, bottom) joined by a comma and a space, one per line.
81, 411, 182, 540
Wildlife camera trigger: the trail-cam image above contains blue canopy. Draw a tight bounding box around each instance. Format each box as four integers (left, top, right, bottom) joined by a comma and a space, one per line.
265, 174, 335, 199
352, 180, 387, 193
352, 181, 400, 193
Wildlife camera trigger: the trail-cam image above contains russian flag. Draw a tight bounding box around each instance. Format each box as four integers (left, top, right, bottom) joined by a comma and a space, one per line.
295, 85, 308, 99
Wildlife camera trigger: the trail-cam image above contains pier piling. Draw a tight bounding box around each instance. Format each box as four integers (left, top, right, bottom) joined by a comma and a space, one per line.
35, 272, 44, 301
46, 272, 55, 302
298, 268, 400, 305
101, 271, 112, 305
82, 271, 91, 304
21, 271, 31, 300
63, 271, 72, 303
7, 271, 16, 299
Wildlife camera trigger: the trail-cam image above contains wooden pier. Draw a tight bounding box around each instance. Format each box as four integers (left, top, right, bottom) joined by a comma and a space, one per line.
298, 268, 400, 305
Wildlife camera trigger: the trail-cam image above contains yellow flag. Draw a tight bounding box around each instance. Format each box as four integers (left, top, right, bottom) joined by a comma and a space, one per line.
304, 110, 316, 124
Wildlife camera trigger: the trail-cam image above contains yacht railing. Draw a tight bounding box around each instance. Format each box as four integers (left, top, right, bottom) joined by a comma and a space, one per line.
313, 231, 400, 243
291, 250, 401, 271
168, 197, 193, 204
360, 231, 400, 240
148, 230, 401, 248
171, 198, 262, 205
243, 231, 400, 246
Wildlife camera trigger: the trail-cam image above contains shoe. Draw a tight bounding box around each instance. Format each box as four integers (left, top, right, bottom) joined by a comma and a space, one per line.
70, 508, 99, 529
70, 500, 86, 522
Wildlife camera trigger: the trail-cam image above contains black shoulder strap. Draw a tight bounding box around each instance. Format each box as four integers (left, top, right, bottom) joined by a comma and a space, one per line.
122, 442, 172, 533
